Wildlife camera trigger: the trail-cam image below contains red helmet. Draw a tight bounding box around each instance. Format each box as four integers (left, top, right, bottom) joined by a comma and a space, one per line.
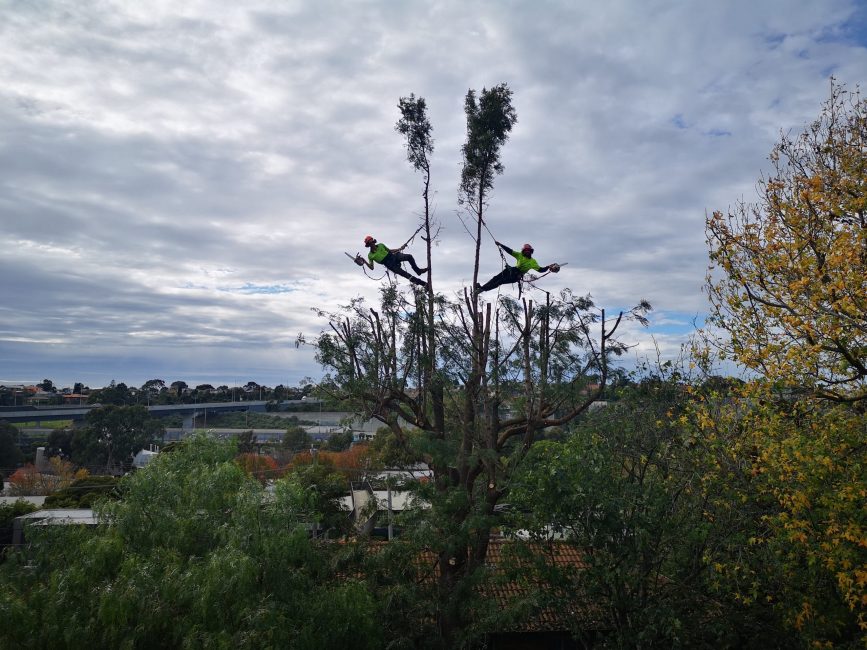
521, 243, 534, 254
364, 235, 375, 246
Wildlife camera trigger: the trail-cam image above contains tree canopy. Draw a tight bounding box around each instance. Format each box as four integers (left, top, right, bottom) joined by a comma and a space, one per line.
0, 436, 381, 649
706, 80, 867, 402
703, 81, 867, 646
73, 405, 164, 472
314, 84, 650, 644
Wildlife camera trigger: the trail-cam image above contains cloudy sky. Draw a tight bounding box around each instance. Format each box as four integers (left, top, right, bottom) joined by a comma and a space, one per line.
1, 1, 866, 390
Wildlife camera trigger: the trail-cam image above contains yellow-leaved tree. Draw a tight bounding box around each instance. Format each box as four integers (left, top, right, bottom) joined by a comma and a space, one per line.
706, 81, 866, 402
703, 81, 866, 646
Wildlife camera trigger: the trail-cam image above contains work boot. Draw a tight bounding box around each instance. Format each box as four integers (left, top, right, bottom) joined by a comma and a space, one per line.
416, 267, 428, 276
411, 276, 426, 287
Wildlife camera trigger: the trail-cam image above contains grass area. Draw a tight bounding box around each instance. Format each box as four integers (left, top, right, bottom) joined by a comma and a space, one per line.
14, 420, 73, 429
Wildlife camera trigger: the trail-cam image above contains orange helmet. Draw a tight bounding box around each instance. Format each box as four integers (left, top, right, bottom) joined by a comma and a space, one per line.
521, 243, 534, 254
364, 235, 375, 246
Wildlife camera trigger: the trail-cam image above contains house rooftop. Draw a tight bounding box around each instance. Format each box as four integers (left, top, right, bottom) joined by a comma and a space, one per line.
17, 509, 99, 525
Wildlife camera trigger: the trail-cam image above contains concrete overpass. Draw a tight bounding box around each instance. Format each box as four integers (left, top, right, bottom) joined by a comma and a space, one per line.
0, 400, 320, 427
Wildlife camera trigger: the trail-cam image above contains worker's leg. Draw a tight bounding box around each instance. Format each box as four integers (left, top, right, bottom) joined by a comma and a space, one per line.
478, 267, 521, 292
391, 252, 427, 275
386, 260, 426, 286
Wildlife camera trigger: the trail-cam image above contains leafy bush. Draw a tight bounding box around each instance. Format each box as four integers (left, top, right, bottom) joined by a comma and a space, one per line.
0, 499, 38, 549
43, 475, 119, 508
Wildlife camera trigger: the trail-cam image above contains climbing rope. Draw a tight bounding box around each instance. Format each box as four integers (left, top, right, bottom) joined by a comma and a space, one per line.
396, 222, 426, 251
364, 266, 389, 281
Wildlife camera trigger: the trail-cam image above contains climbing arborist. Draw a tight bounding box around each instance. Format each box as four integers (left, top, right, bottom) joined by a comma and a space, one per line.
476, 242, 559, 293
357, 235, 428, 287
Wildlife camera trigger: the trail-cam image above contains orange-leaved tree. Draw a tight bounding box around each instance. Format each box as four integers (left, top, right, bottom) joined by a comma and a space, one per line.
236, 453, 281, 484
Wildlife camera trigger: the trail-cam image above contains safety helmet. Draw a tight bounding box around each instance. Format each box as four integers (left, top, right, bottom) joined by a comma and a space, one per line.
364, 235, 375, 246
521, 243, 534, 254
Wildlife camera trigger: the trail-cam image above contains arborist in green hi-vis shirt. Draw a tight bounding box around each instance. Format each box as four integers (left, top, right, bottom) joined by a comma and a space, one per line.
357, 235, 428, 287
476, 241, 559, 293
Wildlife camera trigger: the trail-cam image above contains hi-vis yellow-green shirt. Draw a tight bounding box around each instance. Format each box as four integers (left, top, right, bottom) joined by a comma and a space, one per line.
509, 249, 541, 273
368, 243, 390, 264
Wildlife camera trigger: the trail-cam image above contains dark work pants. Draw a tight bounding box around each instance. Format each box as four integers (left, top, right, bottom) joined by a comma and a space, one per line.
383, 252, 426, 286
479, 266, 523, 292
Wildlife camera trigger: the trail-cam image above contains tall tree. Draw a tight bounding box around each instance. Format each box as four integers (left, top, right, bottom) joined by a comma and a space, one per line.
72, 405, 164, 472
140, 378, 166, 397
459, 83, 517, 290
396, 93, 441, 429
704, 81, 867, 646
88, 380, 132, 406
0, 421, 23, 479
706, 80, 867, 403
511, 373, 778, 648
316, 84, 650, 643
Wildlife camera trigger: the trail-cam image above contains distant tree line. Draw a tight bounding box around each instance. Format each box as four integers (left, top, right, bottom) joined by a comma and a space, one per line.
0, 379, 320, 408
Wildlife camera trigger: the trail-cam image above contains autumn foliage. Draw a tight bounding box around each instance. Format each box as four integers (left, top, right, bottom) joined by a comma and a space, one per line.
706, 81, 867, 402
235, 453, 281, 483
7, 458, 89, 496
288, 443, 372, 479
704, 81, 867, 646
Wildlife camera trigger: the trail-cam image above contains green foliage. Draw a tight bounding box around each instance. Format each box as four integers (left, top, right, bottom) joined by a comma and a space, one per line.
511, 374, 798, 648
697, 387, 866, 648
0, 499, 38, 550
509, 372, 812, 649
45, 427, 73, 458
72, 405, 164, 471
369, 426, 423, 467
0, 435, 382, 649
459, 83, 517, 207
43, 475, 120, 508
324, 429, 354, 452
396, 93, 434, 173
0, 421, 22, 478
282, 424, 312, 451
285, 462, 353, 537
89, 380, 135, 405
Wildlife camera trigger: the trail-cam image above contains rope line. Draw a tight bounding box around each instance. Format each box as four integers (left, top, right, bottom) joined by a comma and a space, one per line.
396, 222, 426, 251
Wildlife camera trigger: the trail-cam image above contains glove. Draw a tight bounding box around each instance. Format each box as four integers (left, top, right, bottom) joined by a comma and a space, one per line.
354, 255, 365, 266
549, 263, 560, 273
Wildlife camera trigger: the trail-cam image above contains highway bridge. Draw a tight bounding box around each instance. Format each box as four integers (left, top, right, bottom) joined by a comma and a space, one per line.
0, 400, 321, 428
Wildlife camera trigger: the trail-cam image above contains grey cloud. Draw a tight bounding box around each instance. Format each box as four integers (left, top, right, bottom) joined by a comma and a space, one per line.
1, 0, 865, 388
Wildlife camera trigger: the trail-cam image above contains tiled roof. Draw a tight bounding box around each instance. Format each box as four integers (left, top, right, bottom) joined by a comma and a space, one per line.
479, 540, 602, 633
363, 538, 605, 633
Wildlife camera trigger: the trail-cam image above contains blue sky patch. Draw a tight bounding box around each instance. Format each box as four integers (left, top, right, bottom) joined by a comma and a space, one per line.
763, 32, 786, 48
646, 312, 705, 336
818, 6, 867, 46
224, 283, 295, 295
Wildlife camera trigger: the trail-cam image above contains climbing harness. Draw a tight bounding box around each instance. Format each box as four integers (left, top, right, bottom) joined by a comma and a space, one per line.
346, 221, 427, 286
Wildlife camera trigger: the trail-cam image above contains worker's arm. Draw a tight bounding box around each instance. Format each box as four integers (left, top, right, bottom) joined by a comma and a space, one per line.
495, 241, 514, 255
